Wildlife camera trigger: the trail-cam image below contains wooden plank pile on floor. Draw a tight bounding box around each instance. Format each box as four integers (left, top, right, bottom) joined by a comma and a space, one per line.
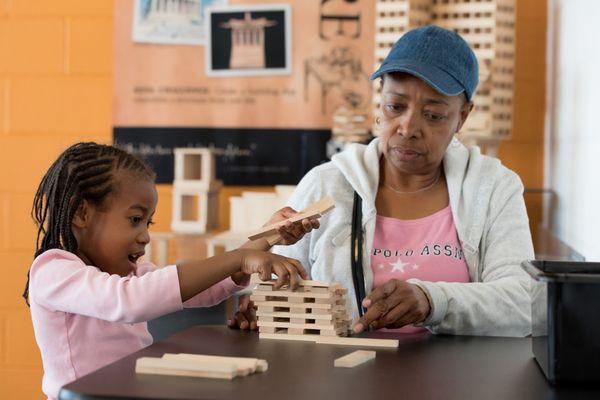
253, 279, 352, 338
135, 353, 268, 380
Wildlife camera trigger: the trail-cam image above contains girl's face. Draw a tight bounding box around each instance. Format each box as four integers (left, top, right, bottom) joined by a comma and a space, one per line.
72, 170, 158, 277
378, 73, 472, 176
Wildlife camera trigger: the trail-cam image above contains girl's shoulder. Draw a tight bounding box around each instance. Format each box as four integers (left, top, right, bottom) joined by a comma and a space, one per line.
30, 249, 84, 276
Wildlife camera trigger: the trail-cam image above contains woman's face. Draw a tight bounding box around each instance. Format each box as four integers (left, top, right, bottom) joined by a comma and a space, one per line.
378, 73, 472, 175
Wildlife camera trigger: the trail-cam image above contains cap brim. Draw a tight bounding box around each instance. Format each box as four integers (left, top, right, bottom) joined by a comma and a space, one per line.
371, 60, 465, 99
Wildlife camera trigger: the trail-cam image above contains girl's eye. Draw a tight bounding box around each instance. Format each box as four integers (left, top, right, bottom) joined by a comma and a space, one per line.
147, 219, 155, 227
130, 216, 143, 224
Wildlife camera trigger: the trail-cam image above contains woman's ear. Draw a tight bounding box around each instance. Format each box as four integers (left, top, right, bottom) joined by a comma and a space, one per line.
72, 200, 92, 229
456, 101, 474, 133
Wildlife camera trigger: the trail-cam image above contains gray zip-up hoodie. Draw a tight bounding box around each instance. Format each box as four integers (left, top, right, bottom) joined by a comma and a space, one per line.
273, 137, 534, 337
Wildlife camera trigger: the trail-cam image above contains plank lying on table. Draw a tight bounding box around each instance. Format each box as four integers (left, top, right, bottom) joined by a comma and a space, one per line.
259, 333, 319, 342
135, 357, 237, 379
162, 353, 268, 375
316, 336, 399, 348
334, 350, 376, 368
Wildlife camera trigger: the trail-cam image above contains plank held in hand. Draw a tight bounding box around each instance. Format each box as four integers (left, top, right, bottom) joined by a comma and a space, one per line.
248, 196, 335, 242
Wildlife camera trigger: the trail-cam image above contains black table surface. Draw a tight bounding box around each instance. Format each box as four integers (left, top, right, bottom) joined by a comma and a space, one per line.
59, 326, 600, 400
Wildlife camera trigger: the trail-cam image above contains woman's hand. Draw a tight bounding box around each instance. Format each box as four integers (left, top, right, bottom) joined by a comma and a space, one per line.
228, 295, 257, 330
267, 207, 320, 245
353, 279, 431, 333
240, 249, 308, 290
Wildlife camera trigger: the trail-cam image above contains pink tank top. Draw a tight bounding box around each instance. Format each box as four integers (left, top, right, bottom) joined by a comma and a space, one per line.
370, 205, 469, 333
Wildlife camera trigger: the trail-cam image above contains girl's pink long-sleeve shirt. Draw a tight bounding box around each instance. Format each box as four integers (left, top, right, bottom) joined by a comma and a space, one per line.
28, 249, 247, 400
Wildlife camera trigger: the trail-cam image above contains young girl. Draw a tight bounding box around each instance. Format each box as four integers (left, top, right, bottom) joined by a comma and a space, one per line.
25, 142, 315, 400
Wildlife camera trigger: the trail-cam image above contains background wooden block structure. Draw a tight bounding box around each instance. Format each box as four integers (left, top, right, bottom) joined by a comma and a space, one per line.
171, 148, 222, 234
373, 0, 516, 156
253, 280, 352, 338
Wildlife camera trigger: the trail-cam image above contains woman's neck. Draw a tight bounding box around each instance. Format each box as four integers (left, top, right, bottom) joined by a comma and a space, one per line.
379, 157, 442, 193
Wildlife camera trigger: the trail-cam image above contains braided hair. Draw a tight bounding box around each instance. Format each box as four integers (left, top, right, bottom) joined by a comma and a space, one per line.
24, 142, 155, 305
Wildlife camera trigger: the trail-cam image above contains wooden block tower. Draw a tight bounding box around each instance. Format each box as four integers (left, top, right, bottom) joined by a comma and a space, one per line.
373, 0, 516, 155
432, 0, 516, 155
373, 0, 432, 117
252, 280, 352, 338
171, 148, 222, 234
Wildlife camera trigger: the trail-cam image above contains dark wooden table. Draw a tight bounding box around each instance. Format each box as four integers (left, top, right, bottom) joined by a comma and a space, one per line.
59, 326, 599, 400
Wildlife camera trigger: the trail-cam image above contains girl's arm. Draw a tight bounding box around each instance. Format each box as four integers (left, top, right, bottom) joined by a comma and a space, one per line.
176, 248, 306, 302
29, 249, 306, 324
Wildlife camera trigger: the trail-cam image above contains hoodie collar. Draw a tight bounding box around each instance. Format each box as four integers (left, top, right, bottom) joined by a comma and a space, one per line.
331, 137, 470, 234
331, 139, 381, 218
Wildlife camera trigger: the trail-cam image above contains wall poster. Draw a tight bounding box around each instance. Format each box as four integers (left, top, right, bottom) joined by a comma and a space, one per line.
114, 0, 374, 184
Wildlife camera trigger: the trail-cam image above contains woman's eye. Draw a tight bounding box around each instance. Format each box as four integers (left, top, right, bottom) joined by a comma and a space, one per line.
425, 112, 445, 121
130, 216, 142, 224
386, 104, 405, 112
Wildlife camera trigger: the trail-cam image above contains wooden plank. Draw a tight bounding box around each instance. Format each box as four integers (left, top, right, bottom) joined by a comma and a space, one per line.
135, 357, 237, 379
251, 290, 333, 300
259, 333, 319, 343
252, 300, 340, 310
315, 336, 399, 348
257, 279, 333, 288
257, 321, 339, 331
256, 311, 334, 320
334, 350, 376, 368
248, 196, 335, 241
162, 353, 268, 374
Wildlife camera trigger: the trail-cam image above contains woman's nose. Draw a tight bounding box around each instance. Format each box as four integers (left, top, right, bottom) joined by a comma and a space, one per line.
395, 109, 420, 138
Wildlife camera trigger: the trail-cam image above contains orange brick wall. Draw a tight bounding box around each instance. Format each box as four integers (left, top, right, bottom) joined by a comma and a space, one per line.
0, 1, 547, 399
0, 1, 113, 398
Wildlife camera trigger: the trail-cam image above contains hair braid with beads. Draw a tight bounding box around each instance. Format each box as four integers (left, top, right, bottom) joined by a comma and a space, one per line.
24, 142, 155, 305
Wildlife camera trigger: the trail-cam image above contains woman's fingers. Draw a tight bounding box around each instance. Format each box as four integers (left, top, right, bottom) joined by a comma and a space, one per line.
272, 262, 289, 290
354, 297, 392, 333
238, 294, 251, 312
287, 257, 309, 280
362, 279, 400, 308
229, 310, 250, 330
285, 261, 301, 290
379, 301, 412, 329
246, 304, 258, 330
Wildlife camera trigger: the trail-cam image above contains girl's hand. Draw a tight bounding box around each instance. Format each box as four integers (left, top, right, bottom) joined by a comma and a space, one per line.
353, 279, 431, 333
240, 249, 308, 290
228, 295, 257, 330
267, 207, 320, 245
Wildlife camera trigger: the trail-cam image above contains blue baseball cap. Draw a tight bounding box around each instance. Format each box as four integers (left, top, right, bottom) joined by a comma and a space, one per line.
371, 25, 478, 101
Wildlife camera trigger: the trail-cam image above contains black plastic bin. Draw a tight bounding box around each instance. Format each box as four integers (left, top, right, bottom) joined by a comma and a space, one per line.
522, 260, 600, 386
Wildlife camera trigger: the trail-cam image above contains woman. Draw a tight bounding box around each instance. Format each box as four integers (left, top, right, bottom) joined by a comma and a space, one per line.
233, 25, 533, 336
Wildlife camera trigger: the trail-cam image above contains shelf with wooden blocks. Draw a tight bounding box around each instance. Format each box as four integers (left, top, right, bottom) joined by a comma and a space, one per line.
135, 353, 268, 380
174, 148, 217, 185
334, 350, 376, 368
248, 196, 335, 243
171, 186, 220, 234
253, 281, 351, 337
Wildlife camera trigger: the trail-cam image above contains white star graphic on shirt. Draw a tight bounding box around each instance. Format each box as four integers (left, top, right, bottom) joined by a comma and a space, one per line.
412, 264, 420, 271
390, 259, 410, 273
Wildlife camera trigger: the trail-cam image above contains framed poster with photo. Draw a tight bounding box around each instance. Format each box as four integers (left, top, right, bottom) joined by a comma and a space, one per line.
205, 4, 292, 77
132, 0, 228, 45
